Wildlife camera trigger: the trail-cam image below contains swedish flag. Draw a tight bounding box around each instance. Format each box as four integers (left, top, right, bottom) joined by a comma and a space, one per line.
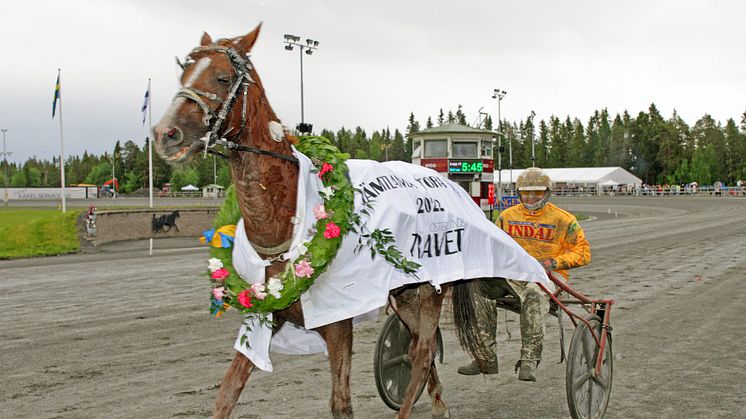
52, 72, 61, 118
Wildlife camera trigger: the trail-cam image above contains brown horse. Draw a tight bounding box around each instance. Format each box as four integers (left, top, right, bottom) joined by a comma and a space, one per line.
153, 24, 486, 419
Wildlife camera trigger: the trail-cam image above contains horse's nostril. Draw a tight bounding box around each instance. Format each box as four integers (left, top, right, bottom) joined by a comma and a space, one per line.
167, 128, 177, 138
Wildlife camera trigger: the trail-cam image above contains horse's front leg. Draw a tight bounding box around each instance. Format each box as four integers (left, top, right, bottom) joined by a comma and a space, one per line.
213, 352, 255, 419
316, 319, 354, 419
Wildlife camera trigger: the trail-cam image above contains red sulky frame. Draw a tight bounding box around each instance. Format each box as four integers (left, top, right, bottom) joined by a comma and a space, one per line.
538, 271, 614, 376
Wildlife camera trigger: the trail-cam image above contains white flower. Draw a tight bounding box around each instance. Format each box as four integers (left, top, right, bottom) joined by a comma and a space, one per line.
250, 283, 267, 300
297, 244, 308, 255
208, 258, 223, 273
267, 276, 284, 299
320, 186, 335, 199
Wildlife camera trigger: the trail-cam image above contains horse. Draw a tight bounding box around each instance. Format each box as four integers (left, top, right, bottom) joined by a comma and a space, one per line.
152, 210, 180, 234
153, 24, 489, 419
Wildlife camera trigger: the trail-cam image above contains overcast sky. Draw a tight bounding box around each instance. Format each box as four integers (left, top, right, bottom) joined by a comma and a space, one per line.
1, 0, 744, 163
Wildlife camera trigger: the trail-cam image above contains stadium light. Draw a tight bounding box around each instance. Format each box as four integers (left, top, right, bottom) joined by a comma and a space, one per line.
283, 33, 320, 134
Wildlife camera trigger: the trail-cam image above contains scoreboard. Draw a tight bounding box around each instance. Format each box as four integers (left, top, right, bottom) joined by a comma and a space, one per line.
448, 160, 483, 173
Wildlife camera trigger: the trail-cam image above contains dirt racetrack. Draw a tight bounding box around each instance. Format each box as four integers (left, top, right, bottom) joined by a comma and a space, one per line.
1, 196, 744, 419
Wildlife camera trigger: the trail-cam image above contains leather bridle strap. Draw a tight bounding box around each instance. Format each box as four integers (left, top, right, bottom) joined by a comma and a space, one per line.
176, 45, 298, 165
212, 138, 299, 164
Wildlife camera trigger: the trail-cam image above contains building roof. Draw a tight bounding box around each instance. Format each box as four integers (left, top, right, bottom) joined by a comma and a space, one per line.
413, 123, 496, 136
495, 167, 642, 186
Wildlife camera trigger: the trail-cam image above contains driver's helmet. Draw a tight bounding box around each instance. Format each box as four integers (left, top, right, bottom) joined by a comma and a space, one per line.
516, 167, 552, 210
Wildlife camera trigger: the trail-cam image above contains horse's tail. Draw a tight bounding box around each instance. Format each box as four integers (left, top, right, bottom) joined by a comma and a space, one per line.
451, 278, 493, 372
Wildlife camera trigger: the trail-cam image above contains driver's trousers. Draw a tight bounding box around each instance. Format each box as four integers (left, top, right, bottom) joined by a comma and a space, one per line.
476, 278, 551, 362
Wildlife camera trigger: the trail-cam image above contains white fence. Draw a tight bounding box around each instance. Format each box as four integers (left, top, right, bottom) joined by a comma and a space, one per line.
553, 186, 746, 197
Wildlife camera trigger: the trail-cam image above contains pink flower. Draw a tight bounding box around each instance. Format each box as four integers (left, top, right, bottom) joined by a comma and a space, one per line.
323, 222, 341, 239
212, 287, 225, 300
294, 259, 315, 278
250, 283, 267, 300
237, 290, 253, 308
318, 162, 333, 179
211, 268, 230, 281
313, 204, 329, 220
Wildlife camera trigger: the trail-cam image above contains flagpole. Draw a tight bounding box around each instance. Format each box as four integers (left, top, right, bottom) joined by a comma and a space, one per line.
57, 69, 66, 213
147, 78, 153, 209
146, 78, 154, 255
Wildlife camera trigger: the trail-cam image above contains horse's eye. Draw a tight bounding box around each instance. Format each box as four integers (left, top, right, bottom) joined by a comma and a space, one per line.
217, 75, 231, 84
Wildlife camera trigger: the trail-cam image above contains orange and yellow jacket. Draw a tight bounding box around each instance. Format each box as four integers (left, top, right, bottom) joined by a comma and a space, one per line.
497, 202, 591, 280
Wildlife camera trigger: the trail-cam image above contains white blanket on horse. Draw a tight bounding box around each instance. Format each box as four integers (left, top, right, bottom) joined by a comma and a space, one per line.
232, 148, 548, 371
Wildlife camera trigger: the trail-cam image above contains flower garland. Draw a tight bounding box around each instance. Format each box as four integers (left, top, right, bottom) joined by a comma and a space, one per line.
204, 136, 394, 320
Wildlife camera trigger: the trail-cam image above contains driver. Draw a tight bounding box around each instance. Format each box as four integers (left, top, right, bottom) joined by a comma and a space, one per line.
458, 167, 591, 381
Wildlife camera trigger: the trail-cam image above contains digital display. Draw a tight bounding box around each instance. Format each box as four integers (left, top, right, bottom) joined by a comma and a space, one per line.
448, 161, 483, 173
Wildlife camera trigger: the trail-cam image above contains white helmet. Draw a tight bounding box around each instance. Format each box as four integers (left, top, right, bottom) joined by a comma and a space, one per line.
516, 167, 552, 210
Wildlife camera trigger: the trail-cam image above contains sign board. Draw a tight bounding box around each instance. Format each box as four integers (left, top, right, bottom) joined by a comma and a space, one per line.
499, 195, 520, 210
448, 160, 483, 173
487, 183, 495, 205
420, 158, 448, 173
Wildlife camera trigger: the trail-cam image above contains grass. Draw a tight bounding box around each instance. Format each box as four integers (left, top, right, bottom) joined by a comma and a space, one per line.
0, 208, 81, 259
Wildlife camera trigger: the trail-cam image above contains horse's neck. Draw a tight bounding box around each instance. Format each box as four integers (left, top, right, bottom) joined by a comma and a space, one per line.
230, 86, 298, 250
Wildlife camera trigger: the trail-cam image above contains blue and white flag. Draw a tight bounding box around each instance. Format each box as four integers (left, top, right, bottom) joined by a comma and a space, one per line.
141, 88, 150, 125
52, 72, 61, 118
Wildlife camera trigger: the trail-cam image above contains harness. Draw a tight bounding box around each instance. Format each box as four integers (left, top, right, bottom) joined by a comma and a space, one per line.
176, 45, 297, 255
176, 45, 299, 165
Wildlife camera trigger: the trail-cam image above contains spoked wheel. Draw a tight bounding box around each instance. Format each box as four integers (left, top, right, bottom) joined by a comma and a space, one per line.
373, 313, 444, 411
566, 314, 613, 419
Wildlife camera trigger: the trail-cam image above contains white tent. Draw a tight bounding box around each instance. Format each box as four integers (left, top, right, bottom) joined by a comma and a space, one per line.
495, 167, 642, 188
181, 184, 199, 191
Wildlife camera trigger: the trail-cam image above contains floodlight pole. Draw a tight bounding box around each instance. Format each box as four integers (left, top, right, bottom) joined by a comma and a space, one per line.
529, 110, 536, 167
299, 46, 305, 123
492, 89, 507, 209
1, 129, 10, 206
284, 34, 319, 134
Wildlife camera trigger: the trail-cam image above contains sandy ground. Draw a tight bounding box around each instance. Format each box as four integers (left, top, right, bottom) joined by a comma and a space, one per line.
1, 196, 745, 419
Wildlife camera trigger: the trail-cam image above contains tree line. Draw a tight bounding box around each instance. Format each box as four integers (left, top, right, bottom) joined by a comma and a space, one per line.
2, 103, 745, 192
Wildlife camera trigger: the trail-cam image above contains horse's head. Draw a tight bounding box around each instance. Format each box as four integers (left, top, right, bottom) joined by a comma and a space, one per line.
153, 24, 265, 165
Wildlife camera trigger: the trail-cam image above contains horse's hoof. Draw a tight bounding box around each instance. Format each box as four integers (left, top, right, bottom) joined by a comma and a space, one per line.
431, 399, 450, 418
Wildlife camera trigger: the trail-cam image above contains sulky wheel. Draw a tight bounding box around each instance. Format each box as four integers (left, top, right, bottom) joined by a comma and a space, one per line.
566, 314, 613, 419
373, 313, 444, 411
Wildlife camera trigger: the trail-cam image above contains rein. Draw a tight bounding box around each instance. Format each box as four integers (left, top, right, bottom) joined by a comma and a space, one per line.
176, 45, 298, 165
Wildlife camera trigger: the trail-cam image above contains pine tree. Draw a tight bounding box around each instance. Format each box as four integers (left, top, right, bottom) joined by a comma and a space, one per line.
406, 112, 420, 137
437, 109, 444, 125
456, 105, 467, 125
369, 131, 383, 161
536, 120, 549, 167
426, 117, 434, 129
484, 115, 493, 131
567, 118, 586, 167
391, 129, 406, 162
447, 110, 455, 124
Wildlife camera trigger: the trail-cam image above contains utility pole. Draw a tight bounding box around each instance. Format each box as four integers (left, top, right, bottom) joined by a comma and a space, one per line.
380, 143, 391, 161
284, 34, 319, 134
1, 129, 10, 206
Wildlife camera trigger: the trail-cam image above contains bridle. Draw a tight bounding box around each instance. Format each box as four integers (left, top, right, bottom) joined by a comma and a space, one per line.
175, 44, 298, 256
175, 45, 299, 165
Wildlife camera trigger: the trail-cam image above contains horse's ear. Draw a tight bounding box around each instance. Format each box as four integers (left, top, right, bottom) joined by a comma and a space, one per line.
201, 32, 213, 46
235, 22, 262, 53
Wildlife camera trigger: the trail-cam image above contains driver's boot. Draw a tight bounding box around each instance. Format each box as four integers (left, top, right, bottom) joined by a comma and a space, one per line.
517, 360, 538, 381
458, 358, 499, 375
